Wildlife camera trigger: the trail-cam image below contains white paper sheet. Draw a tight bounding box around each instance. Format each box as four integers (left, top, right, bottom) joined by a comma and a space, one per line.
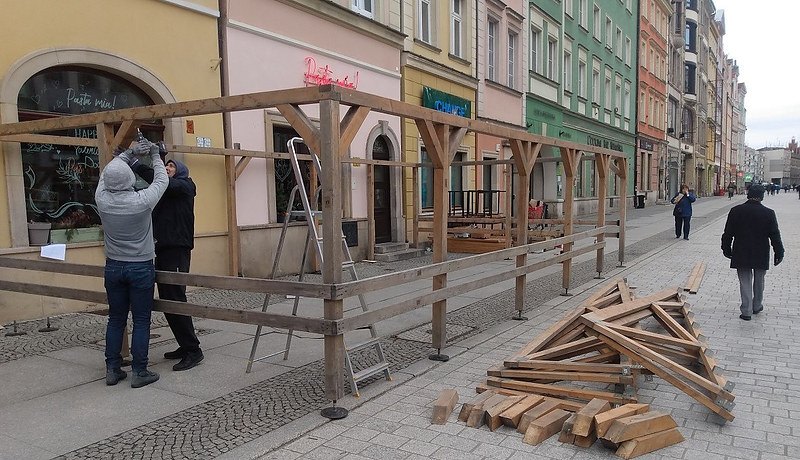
40, 243, 66, 261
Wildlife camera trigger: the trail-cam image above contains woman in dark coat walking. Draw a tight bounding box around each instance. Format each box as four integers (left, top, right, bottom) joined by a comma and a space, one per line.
721, 184, 784, 320
670, 184, 696, 239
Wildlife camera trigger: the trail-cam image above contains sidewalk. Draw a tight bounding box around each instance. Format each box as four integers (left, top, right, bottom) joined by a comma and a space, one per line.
2, 193, 796, 459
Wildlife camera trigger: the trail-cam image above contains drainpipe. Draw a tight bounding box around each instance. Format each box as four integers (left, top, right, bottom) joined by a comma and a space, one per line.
218, 0, 231, 149
632, 3, 641, 202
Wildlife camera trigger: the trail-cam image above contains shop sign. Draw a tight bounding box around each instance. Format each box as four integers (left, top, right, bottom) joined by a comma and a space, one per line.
303, 57, 359, 89
744, 173, 753, 181
639, 138, 654, 151
422, 87, 471, 118
586, 135, 623, 152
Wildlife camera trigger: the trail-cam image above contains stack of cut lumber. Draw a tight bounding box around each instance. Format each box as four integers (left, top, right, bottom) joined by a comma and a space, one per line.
477, 277, 734, 423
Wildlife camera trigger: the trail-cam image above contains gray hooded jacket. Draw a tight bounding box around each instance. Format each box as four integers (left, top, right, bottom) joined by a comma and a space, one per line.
95, 147, 168, 262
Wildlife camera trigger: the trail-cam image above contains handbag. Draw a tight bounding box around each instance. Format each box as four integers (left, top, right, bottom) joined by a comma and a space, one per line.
673, 206, 682, 217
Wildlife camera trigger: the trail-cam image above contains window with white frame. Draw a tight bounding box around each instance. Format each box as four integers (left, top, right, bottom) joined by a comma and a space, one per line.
488, 17, 498, 80
625, 37, 632, 66
547, 38, 557, 80
593, 5, 601, 40
579, 0, 588, 29
565, 0, 573, 17
352, 0, 374, 18
592, 68, 600, 103
615, 78, 622, 114
605, 74, 612, 108
563, 49, 572, 91
605, 17, 612, 48
531, 27, 541, 74
508, 31, 517, 88
451, 0, 463, 57
616, 29, 623, 58
578, 59, 587, 98
419, 0, 433, 44
624, 82, 631, 119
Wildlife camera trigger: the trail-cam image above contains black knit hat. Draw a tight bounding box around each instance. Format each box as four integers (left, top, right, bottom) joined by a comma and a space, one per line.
747, 184, 765, 200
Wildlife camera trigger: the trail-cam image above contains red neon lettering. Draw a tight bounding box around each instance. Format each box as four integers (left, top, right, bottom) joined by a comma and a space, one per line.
303, 57, 359, 90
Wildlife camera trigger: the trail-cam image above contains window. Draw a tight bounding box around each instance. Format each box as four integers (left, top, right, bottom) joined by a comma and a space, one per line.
579, 0, 588, 29
563, 49, 572, 91
508, 31, 517, 88
530, 27, 541, 73
592, 69, 600, 103
605, 17, 613, 48
615, 29, 623, 58
547, 38, 557, 80
684, 62, 696, 94
352, 0, 374, 18
274, 126, 312, 217
451, 0, 463, 57
625, 37, 632, 66
450, 152, 465, 208
565, 0, 573, 17
488, 18, 498, 80
578, 59, 587, 98
615, 79, 622, 114
623, 82, 631, 119
421, 148, 433, 209
18, 67, 160, 232
419, 0, 432, 44
593, 5, 601, 40
685, 21, 697, 53
605, 74, 612, 108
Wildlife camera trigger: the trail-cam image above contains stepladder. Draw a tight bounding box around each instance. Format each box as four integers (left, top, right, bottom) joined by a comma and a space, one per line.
246, 137, 391, 397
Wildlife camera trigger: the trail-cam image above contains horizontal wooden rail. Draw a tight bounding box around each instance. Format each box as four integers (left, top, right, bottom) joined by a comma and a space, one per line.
0, 280, 334, 334
338, 242, 604, 332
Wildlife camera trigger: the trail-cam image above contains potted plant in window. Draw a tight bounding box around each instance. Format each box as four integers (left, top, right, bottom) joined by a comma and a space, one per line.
27, 220, 52, 246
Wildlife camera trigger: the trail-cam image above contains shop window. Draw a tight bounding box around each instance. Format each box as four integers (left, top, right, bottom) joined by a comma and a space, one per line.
273, 126, 312, 218
17, 67, 160, 234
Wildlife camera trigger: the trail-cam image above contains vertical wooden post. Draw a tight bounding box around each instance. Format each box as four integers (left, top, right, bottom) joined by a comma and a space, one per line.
319, 98, 345, 413
509, 140, 540, 319
595, 153, 610, 277
96, 123, 115, 169
560, 148, 579, 295
367, 163, 375, 260
225, 154, 240, 276
616, 157, 628, 266
412, 166, 420, 248
504, 163, 513, 248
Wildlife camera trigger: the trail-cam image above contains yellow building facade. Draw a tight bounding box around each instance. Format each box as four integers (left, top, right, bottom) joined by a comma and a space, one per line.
0, 0, 228, 322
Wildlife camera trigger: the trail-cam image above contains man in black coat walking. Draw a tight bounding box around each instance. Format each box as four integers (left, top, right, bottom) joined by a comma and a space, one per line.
721, 184, 785, 321
133, 152, 203, 370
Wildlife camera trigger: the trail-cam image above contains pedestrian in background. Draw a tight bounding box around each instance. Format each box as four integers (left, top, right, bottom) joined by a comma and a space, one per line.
133, 148, 203, 372
670, 184, 696, 240
721, 184, 784, 321
727, 182, 736, 200
96, 140, 168, 388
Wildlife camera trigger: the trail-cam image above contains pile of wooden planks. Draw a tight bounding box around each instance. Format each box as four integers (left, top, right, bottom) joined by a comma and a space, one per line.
477, 277, 734, 423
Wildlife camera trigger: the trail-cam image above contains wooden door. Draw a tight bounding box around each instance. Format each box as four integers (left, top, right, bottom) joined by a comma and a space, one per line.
372, 136, 392, 243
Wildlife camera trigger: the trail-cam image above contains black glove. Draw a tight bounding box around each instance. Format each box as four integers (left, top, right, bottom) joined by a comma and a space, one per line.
775, 255, 783, 266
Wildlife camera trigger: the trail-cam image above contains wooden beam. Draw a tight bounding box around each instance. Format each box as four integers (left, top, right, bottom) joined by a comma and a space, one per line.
499, 394, 545, 428
431, 389, 459, 424
111, 120, 142, 152
448, 127, 468, 161
616, 157, 628, 265
0, 133, 100, 147
560, 147, 581, 292
277, 104, 321, 154
225, 153, 240, 276
339, 105, 371, 152
234, 156, 252, 180
594, 403, 650, 438
595, 153, 610, 274
523, 409, 572, 445
615, 427, 685, 459
572, 398, 611, 437
602, 411, 678, 444
96, 123, 115, 168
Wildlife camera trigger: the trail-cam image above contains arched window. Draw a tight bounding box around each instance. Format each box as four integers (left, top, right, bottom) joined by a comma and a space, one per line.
18, 67, 161, 232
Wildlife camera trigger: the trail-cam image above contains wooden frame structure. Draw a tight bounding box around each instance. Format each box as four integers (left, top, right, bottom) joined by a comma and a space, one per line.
0, 84, 629, 407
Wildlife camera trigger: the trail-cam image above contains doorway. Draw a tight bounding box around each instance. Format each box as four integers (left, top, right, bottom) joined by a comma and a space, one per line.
372, 135, 392, 243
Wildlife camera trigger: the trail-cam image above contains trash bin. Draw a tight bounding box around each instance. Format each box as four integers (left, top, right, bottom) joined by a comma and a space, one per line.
634, 194, 645, 209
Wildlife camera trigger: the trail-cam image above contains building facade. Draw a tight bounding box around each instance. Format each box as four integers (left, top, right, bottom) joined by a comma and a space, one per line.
0, 0, 229, 322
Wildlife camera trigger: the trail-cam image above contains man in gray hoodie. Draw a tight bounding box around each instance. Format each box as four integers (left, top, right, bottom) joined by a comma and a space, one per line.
96, 140, 168, 388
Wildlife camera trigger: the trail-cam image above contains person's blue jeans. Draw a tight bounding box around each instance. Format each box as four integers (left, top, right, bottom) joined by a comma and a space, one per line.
104, 259, 156, 372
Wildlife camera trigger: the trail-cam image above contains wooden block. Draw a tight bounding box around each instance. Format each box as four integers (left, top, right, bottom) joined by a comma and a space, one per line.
574, 431, 598, 448
459, 390, 495, 422
467, 394, 506, 428
572, 397, 612, 437
486, 395, 524, 431
516, 399, 560, 433
603, 411, 678, 444
558, 414, 577, 444
432, 389, 459, 425
499, 394, 545, 428
522, 409, 571, 445
615, 427, 685, 459
595, 403, 650, 438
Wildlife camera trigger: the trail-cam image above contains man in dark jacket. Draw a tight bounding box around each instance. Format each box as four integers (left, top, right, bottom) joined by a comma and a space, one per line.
721, 184, 784, 321
670, 184, 696, 240
133, 154, 202, 371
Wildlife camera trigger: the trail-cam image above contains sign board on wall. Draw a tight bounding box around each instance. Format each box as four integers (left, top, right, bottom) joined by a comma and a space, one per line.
422, 87, 471, 118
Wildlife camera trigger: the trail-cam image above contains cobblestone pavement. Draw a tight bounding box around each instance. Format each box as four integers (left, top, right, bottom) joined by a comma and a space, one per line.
275, 193, 800, 460
3, 196, 774, 459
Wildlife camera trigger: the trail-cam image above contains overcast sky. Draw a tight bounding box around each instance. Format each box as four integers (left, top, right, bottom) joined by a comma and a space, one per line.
712, 0, 800, 148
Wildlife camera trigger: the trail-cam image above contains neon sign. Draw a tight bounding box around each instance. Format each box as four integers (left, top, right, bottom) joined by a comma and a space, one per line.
303, 57, 359, 90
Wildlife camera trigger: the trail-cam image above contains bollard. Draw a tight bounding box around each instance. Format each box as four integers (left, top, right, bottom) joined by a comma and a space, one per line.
38, 316, 59, 333
5, 321, 27, 337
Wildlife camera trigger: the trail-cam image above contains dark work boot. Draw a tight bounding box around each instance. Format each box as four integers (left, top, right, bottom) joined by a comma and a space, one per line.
131, 370, 160, 388
106, 368, 127, 386
163, 348, 186, 360
173, 350, 204, 371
